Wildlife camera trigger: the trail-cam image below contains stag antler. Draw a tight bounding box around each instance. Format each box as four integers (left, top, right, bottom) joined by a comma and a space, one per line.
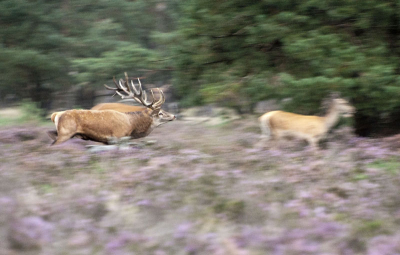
104, 72, 156, 108
151, 88, 165, 110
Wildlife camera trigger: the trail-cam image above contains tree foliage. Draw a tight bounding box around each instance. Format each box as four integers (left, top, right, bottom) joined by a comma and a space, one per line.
0, 0, 174, 105
168, 0, 400, 135
1, 0, 400, 135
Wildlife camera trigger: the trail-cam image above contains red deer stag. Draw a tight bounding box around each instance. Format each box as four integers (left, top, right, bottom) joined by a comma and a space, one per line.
49, 75, 175, 145
47, 73, 151, 141
258, 97, 355, 149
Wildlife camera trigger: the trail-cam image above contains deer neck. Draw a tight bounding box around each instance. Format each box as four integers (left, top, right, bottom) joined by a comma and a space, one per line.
126, 110, 154, 138
324, 103, 340, 130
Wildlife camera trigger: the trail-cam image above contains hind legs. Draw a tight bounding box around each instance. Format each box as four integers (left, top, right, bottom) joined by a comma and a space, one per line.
257, 117, 272, 148
47, 130, 58, 141
51, 133, 75, 145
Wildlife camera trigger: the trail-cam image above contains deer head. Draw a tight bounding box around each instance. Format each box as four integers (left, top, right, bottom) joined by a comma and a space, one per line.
332, 98, 355, 118
104, 72, 176, 126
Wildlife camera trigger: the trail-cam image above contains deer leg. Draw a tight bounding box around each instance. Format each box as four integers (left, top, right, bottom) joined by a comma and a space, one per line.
51, 115, 79, 145
260, 120, 271, 140
51, 133, 75, 145
47, 130, 92, 143
52, 121, 77, 145
47, 130, 58, 141
257, 120, 275, 148
308, 137, 319, 150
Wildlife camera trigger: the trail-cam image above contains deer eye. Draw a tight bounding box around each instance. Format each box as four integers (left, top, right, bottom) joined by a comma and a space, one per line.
158, 112, 164, 116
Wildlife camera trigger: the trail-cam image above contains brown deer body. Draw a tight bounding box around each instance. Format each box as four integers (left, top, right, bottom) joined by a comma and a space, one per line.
49, 73, 175, 145
47, 102, 147, 141
258, 98, 355, 149
90, 102, 145, 112
52, 109, 160, 145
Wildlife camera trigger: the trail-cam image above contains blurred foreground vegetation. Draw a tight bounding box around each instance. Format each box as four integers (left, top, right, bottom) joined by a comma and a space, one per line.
2, 119, 400, 254
1, 0, 400, 135
0, 100, 46, 126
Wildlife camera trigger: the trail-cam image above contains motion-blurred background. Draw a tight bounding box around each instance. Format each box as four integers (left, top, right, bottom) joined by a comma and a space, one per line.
1, 0, 400, 135
2, 1, 400, 255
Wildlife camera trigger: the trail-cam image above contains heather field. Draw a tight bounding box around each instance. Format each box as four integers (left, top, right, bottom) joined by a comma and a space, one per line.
1, 117, 400, 255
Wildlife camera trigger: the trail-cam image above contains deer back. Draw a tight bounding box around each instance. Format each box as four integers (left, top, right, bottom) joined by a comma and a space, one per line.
56, 110, 152, 142
91, 102, 146, 113
266, 111, 326, 136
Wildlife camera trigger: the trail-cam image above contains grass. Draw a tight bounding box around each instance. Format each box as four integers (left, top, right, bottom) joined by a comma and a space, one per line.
367, 159, 400, 175
352, 173, 369, 181
0, 101, 48, 127
355, 220, 388, 237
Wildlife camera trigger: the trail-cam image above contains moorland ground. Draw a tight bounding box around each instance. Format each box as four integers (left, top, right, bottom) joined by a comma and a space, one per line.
1, 117, 400, 254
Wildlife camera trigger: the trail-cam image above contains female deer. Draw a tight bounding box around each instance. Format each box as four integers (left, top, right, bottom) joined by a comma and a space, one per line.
258, 98, 355, 149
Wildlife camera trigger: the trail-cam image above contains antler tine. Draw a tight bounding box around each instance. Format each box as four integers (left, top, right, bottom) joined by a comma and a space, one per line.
122, 74, 142, 97
104, 76, 123, 91
131, 78, 155, 108
119, 73, 142, 104
127, 77, 154, 107
139, 89, 155, 108
152, 88, 165, 109
115, 90, 128, 99
104, 76, 133, 98
129, 80, 140, 95
124, 72, 129, 87
160, 89, 166, 104
122, 72, 137, 95
149, 89, 156, 107
125, 80, 143, 104
135, 78, 143, 95
115, 77, 127, 91
105, 73, 160, 108
104, 84, 117, 91
118, 79, 132, 96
